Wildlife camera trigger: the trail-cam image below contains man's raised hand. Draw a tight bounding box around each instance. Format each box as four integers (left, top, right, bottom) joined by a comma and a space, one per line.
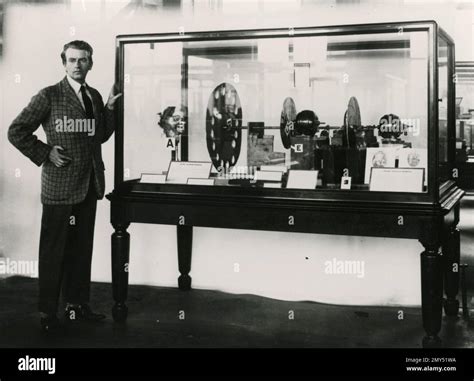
106, 84, 122, 110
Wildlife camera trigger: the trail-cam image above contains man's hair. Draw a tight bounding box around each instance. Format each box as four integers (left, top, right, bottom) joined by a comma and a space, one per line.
61, 40, 93, 65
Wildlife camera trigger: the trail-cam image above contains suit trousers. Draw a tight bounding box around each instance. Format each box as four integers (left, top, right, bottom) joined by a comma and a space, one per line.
38, 172, 98, 315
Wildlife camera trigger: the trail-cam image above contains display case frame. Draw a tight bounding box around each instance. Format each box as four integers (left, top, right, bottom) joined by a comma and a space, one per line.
107, 21, 464, 348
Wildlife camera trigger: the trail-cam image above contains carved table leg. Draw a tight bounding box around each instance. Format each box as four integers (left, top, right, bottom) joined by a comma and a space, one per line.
112, 223, 130, 322
443, 227, 460, 317
177, 225, 192, 290
420, 244, 443, 348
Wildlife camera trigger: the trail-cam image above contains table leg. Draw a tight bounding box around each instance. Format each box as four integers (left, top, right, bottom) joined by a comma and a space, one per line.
112, 223, 130, 322
443, 227, 460, 316
177, 225, 192, 291
420, 243, 443, 348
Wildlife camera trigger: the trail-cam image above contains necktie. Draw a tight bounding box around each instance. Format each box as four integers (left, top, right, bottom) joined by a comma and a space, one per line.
80, 85, 94, 120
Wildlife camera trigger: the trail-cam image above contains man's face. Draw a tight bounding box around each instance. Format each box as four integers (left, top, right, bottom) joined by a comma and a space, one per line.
64, 48, 92, 83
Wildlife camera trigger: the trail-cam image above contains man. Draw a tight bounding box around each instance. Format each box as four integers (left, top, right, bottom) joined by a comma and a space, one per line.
8, 40, 121, 333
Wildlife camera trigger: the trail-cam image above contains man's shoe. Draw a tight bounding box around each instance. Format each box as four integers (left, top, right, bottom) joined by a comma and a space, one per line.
40, 315, 63, 335
65, 304, 106, 322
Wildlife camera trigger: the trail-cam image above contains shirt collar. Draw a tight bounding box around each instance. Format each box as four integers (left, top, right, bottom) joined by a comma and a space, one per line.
66, 75, 88, 95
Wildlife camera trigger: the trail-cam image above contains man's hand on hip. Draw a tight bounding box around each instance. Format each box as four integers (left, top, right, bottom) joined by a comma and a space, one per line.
49, 146, 72, 167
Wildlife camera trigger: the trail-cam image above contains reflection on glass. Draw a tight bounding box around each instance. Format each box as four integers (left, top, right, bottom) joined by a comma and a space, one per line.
438, 37, 450, 186
455, 62, 474, 157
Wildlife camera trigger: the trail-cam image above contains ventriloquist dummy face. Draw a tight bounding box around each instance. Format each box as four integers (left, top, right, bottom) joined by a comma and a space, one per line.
158, 107, 186, 137
168, 110, 185, 135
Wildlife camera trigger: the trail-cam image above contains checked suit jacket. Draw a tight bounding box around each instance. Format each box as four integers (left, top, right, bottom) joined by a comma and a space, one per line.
8, 76, 115, 205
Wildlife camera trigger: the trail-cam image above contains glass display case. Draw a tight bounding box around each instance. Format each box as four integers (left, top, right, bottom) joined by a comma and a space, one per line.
108, 21, 464, 347
116, 21, 457, 198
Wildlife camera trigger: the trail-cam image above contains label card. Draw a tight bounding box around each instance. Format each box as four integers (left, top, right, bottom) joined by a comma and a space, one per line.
341, 176, 352, 190
166, 161, 212, 184
260, 165, 288, 173
166, 137, 176, 151
263, 182, 282, 188
370, 168, 424, 193
254, 170, 283, 182
187, 178, 215, 186
286, 170, 319, 189
140, 173, 166, 184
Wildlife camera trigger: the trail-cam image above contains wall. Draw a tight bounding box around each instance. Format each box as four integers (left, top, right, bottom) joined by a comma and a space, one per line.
1, 0, 472, 306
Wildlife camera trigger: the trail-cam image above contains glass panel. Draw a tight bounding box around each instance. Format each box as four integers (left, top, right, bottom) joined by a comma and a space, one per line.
438, 37, 450, 185
123, 30, 429, 193
123, 42, 185, 179
455, 62, 474, 158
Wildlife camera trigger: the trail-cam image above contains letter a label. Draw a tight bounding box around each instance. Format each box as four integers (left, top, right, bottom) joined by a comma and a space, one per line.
166, 138, 176, 151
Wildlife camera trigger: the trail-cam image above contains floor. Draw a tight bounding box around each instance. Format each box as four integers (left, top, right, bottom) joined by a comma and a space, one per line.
0, 275, 472, 348
0, 195, 473, 349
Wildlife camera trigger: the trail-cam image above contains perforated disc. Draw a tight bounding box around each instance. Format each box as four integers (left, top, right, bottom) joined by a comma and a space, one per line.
346, 96, 361, 127
280, 97, 297, 149
206, 83, 243, 171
